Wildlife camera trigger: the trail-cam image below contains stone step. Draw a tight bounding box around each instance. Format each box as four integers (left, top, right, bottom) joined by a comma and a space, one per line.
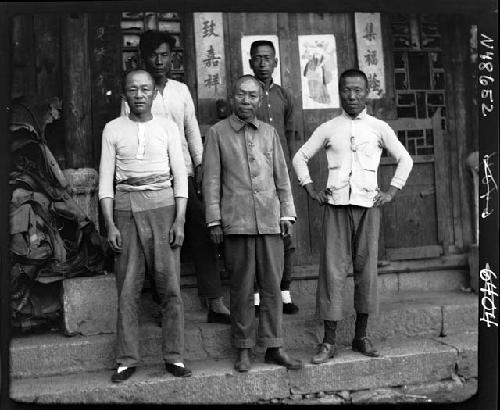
10, 332, 477, 404
10, 289, 477, 379
62, 263, 469, 336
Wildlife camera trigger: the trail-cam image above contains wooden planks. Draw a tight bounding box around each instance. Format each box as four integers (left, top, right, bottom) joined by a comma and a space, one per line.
278, 13, 313, 264
11, 15, 36, 99
224, 12, 316, 262
33, 15, 61, 100
440, 15, 474, 251
88, 13, 123, 168
61, 13, 93, 168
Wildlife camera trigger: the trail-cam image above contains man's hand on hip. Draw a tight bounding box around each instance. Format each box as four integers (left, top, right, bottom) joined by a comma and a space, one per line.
373, 186, 398, 207
209, 225, 224, 244
304, 183, 329, 205
169, 218, 185, 248
107, 224, 122, 253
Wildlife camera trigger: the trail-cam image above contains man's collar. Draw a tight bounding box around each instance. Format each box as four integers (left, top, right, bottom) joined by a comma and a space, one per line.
341, 107, 368, 120
256, 77, 274, 91
229, 114, 260, 131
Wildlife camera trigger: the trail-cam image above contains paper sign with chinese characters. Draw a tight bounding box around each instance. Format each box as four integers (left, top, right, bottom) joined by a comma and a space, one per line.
355, 13, 386, 98
241, 35, 281, 85
194, 13, 227, 99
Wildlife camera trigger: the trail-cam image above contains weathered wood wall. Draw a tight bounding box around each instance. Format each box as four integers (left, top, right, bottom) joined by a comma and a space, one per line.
9, 11, 476, 261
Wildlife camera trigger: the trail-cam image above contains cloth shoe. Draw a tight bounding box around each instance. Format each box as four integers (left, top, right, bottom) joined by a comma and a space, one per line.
311, 343, 336, 364
352, 337, 380, 357
111, 366, 136, 383
165, 362, 192, 377
264, 347, 303, 370
207, 310, 231, 324
283, 302, 299, 314
234, 348, 251, 372
254, 305, 260, 317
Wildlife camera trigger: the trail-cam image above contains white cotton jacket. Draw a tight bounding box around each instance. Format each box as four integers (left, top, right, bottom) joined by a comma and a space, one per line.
292, 109, 413, 208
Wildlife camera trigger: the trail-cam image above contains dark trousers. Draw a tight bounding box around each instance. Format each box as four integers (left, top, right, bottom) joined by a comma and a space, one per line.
316, 205, 380, 321
224, 234, 284, 348
254, 235, 295, 294
185, 177, 223, 298
114, 206, 184, 366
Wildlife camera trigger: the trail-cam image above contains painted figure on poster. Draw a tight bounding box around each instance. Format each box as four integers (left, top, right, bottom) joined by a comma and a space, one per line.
303, 51, 331, 105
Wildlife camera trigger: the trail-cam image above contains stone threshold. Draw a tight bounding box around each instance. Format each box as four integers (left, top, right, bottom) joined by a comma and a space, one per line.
10, 289, 477, 379
10, 333, 477, 405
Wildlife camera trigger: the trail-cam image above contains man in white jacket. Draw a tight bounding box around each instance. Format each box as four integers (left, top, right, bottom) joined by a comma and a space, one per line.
293, 69, 413, 364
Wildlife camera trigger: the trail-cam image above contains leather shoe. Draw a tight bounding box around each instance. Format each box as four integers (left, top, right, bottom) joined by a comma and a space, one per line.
265, 348, 303, 370
234, 348, 251, 372
165, 362, 192, 377
207, 310, 231, 324
352, 337, 380, 357
283, 302, 299, 315
111, 366, 136, 383
311, 343, 336, 364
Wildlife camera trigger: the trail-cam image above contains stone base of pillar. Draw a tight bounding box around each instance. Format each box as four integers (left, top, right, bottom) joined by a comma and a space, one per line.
62, 168, 99, 230
62, 274, 117, 336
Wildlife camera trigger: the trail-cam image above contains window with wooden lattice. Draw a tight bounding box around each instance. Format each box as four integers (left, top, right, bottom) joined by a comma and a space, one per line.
389, 14, 447, 156
121, 12, 184, 82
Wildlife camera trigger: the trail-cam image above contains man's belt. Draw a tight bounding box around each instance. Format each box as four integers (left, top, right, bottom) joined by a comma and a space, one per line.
117, 173, 171, 186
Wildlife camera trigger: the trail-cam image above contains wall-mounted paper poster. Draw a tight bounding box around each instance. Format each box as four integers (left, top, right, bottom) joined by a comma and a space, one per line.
298, 34, 339, 109
194, 12, 227, 99
354, 13, 386, 98
241, 35, 281, 85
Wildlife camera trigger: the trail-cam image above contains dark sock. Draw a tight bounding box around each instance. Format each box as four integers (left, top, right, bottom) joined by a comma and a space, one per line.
323, 320, 337, 345
355, 313, 368, 339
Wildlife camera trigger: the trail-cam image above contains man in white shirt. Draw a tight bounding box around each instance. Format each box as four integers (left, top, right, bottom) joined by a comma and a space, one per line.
121, 30, 230, 324
293, 69, 413, 364
100, 69, 191, 381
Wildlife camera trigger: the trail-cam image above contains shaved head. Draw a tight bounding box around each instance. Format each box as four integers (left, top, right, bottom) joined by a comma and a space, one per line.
231, 75, 262, 96
123, 69, 155, 92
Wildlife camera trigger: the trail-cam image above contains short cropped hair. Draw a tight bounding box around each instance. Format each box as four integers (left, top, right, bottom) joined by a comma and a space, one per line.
139, 30, 176, 58
250, 40, 276, 56
339, 69, 368, 88
122, 69, 154, 92
231, 74, 263, 95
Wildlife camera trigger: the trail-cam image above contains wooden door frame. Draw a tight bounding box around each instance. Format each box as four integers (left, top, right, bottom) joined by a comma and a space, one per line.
384, 109, 454, 259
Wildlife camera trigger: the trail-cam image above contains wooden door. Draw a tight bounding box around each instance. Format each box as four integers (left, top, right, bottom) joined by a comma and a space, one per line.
379, 110, 453, 260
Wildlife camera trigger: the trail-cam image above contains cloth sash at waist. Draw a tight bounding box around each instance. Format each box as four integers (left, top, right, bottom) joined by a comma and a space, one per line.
117, 173, 171, 186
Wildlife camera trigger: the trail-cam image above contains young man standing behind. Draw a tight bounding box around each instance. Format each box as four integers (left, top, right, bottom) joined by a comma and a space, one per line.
249, 40, 299, 315
121, 30, 230, 324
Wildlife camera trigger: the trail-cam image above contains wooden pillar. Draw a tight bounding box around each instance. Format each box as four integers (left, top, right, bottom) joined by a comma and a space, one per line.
61, 13, 93, 168
88, 13, 123, 168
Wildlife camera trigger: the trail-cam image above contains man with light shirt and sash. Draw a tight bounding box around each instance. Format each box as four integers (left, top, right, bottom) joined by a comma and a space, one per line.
99, 69, 192, 381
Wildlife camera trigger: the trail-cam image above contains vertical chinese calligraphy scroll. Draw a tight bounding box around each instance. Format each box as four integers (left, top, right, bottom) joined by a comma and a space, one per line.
241, 35, 281, 85
194, 13, 227, 99
355, 13, 386, 99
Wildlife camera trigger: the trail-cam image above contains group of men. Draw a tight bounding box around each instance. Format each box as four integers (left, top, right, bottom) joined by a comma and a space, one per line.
98, 30, 413, 382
